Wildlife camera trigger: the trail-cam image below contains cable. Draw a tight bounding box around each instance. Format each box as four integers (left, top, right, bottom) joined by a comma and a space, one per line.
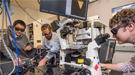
0, 2, 3, 15
5, 7, 16, 59
0, 6, 3, 15
3, 0, 20, 75
5, 8, 18, 65
15, 0, 42, 25
37, 0, 40, 4
30, 49, 46, 61
0, 68, 2, 75
68, 34, 70, 44
0, 31, 1, 75
1, 2, 16, 75
83, 39, 92, 45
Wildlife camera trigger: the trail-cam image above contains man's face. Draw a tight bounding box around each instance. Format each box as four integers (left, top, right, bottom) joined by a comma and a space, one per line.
42, 29, 52, 40
111, 24, 130, 44
13, 24, 25, 37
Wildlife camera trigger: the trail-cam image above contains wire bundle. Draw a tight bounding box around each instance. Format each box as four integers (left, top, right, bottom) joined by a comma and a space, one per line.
2, 0, 20, 75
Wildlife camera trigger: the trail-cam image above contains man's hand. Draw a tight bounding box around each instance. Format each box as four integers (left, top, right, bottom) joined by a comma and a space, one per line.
130, 54, 135, 64
24, 46, 32, 51
100, 63, 107, 69
38, 57, 48, 66
14, 58, 22, 66
37, 45, 43, 49
100, 63, 122, 72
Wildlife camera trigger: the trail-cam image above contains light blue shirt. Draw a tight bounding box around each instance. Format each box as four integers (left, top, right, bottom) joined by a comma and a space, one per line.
42, 32, 60, 60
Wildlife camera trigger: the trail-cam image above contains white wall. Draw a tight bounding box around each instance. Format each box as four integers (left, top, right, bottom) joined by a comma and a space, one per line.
10, 6, 26, 24
25, 8, 38, 24
88, 0, 135, 38
0, 5, 38, 27
0, 5, 57, 28
37, 10, 57, 21
0, 5, 26, 29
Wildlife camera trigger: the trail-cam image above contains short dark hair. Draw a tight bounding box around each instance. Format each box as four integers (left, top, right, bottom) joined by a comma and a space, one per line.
109, 8, 135, 28
41, 23, 52, 31
13, 20, 26, 29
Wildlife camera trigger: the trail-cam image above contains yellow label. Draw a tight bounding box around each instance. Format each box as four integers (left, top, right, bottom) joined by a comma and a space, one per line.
78, 59, 84, 63
59, 65, 62, 69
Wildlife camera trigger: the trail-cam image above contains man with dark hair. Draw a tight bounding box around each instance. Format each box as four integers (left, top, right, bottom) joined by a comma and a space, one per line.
13, 20, 26, 29
1, 20, 35, 66
37, 23, 60, 66
101, 8, 135, 73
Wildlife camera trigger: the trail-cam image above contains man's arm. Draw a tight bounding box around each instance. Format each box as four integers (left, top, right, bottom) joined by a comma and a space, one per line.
38, 57, 49, 66
50, 37, 60, 52
117, 61, 135, 73
101, 61, 135, 73
37, 37, 47, 66
45, 37, 60, 60
25, 34, 33, 48
24, 34, 33, 51
131, 54, 135, 64
38, 36, 60, 66
100, 63, 122, 72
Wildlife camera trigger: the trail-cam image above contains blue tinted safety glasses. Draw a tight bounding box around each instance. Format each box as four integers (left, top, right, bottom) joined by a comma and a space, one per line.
111, 25, 120, 35
15, 27, 25, 32
42, 31, 51, 36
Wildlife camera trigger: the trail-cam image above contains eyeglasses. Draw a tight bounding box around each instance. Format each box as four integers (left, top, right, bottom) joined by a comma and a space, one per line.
42, 31, 51, 36
15, 27, 25, 32
110, 25, 120, 35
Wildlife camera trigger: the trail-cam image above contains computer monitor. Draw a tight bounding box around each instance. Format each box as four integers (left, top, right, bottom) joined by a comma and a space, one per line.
40, 0, 89, 20
98, 39, 116, 63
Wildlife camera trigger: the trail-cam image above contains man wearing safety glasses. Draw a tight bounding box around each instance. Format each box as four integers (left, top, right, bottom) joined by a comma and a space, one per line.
37, 23, 60, 66
101, 8, 135, 73
1, 20, 35, 66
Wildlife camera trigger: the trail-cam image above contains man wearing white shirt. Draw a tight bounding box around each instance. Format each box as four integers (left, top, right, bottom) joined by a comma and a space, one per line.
37, 23, 60, 66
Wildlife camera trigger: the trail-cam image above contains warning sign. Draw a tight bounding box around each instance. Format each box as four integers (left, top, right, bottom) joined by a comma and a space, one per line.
77, 1, 84, 9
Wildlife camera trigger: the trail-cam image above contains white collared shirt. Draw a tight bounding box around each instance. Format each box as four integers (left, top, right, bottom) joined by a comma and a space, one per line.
15, 34, 22, 38
42, 32, 60, 60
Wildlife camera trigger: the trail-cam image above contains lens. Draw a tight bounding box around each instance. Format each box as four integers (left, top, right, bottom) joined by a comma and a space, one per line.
15, 27, 25, 32
15, 28, 20, 31
111, 30, 117, 35
110, 26, 120, 35
20, 29, 25, 32
42, 31, 51, 36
